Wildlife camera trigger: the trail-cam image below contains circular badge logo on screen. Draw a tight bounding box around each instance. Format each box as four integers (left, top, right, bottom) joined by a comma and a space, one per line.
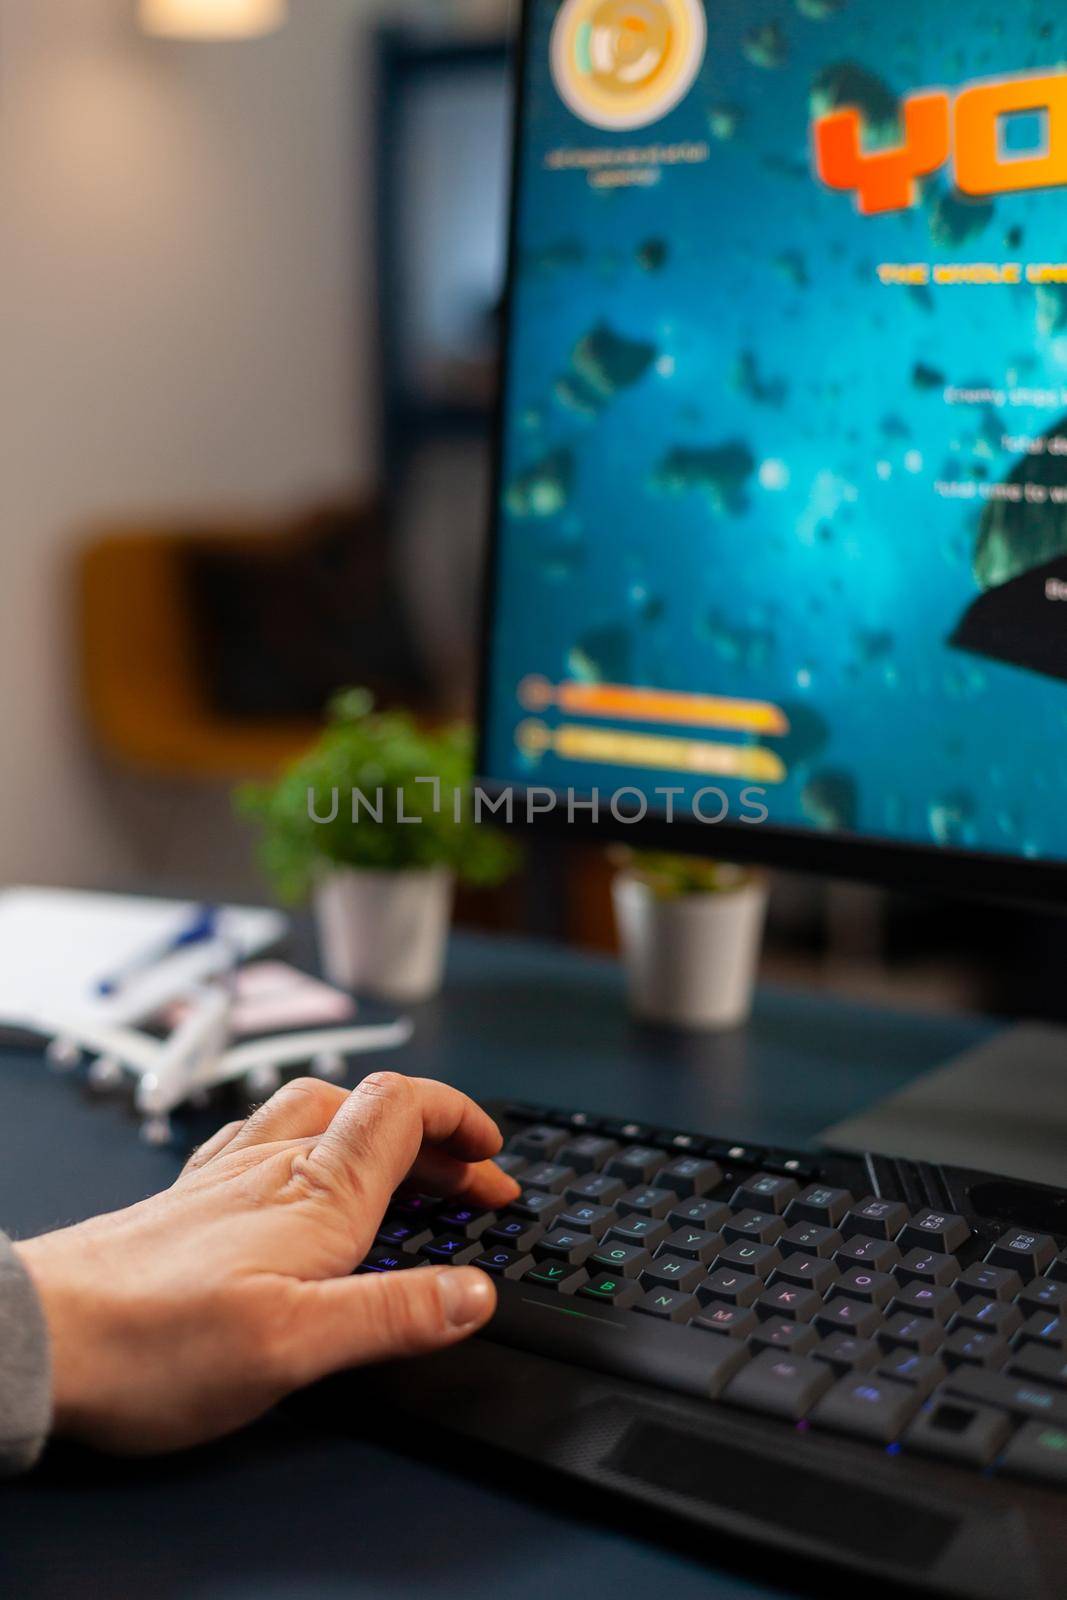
550, 0, 707, 132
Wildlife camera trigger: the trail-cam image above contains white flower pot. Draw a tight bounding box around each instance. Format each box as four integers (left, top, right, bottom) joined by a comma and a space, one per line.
313, 866, 455, 1002
612, 871, 769, 1032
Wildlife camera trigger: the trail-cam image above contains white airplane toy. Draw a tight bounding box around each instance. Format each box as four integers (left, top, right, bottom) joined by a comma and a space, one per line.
42, 981, 414, 1144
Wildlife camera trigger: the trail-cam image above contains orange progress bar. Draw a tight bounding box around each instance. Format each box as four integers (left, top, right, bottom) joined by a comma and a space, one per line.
518, 676, 790, 737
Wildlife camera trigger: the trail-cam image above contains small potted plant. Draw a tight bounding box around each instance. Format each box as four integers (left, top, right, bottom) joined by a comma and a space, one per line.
238, 689, 518, 1001
611, 850, 769, 1031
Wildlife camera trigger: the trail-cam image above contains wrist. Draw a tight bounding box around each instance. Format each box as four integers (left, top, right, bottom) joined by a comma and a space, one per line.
15, 1233, 106, 1440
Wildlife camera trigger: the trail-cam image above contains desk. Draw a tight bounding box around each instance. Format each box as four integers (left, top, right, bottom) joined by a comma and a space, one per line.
0, 933, 997, 1600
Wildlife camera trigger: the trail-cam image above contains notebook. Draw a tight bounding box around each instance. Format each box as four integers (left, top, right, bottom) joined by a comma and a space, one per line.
0, 887, 287, 1034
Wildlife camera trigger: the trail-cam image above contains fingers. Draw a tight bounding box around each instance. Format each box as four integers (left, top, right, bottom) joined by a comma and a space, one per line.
224, 1078, 348, 1154
288, 1265, 496, 1385
408, 1150, 521, 1209
181, 1120, 245, 1175
305, 1073, 505, 1221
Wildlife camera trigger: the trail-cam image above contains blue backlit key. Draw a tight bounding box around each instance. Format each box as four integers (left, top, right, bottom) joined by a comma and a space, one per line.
422, 1234, 480, 1265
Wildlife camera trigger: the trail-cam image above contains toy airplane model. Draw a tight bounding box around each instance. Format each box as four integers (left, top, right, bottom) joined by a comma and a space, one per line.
42, 980, 414, 1144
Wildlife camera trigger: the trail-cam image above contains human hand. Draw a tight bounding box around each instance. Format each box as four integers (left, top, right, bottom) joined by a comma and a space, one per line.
15, 1072, 520, 1455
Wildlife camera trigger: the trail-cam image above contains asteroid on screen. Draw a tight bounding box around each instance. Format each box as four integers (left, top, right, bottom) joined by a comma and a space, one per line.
810, 61, 900, 145
651, 441, 757, 515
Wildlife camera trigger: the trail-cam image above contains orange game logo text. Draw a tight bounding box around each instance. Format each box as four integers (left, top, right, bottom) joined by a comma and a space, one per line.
813, 69, 1067, 215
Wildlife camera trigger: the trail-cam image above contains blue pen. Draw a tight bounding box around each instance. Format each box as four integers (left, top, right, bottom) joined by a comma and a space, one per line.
94, 905, 220, 998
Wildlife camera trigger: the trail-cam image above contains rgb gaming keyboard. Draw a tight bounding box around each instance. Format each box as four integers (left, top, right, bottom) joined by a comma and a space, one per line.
348, 1100, 1067, 1599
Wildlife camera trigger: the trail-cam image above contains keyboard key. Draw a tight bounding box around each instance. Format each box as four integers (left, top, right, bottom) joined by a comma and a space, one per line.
941, 1328, 1009, 1371
606, 1146, 665, 1185
705, 1139, 765, 1167
905, 1399, 1013, 1468
997, 1421, 1067, 1486
558, 1203, 617, 1235
943, 1365, 1067, 1426
604, 1216, 671, 1251
986, 1228, 1057, 1279
770, 1253, 839, 1297
535, 1228, 597, 1266
522, 1162, 576, 1194
487, 1278, 748, 1399
878, 1312, 945, 1357
779, 1222, 842, 1260
893, 1249, 959, 1289
509, 1189, 565, 1223
391, 1193, 441, 1221
656, 1157, 722, 1197
473, 1246, 533, 1279
876, 1350, 945, 1398
697, 1268, 762, 1308
640, 1254, 704, 1293
551, 1110, 597, 1133
659, 1226, 723, 1264
841, 1197, 909, 1242
750, 1317, 818, 1356
510, 1124, 568, 1162
600, 1119, 652, 1142
732, 1172, 800, 1215
563, 1173, 623, 1206
814, 1298, 882, 1341
1018, 1278, 1067, 1317
559, 1134, 619, 1173
813, 1373, 921, 1443
1049, 1256, 1067, 1285
756, 1282, 820, 1323
493, 1153, 527, 1180
1007, 1345, 1067, 1387
722, 1209, 786, 1247
763, 1152, 817, 1181
422, 1234, 480, 1264
786, 1184, 852, 1228
616, 1185, 676, 1219
693, 1302, 758, 1339
812, 1333, 878, 1375
954, 1261, 1023, 1304
358, 1248, 414, 1273
656, 1129, 702, 1153
890, 1282, 960, 1323
578, 1274, 640, 1308
668, 1198, 732, 1232
376, 1218, 432, 1252
834, 1235, 901, 1274
951, 1297, 1022, 1339
897, 1209, 971, 1256
590, 1241, 652, 1278
715, 1240, 780, 1277
435, 1205, 495, 1238
635, 1286, 699, 1323
522, 1260, 586, 1293
485, 1217, 543, 1252
724, 1350, 834, 1421
835, 1267, 895, 1309
1016, 1311, 1065, 1350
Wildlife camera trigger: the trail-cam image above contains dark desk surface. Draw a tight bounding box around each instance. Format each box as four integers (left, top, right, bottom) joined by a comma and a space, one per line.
0, 932, 997, 1600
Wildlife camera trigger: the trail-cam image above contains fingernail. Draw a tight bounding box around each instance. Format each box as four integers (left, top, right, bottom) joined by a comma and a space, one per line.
439, 1267, 494, 1328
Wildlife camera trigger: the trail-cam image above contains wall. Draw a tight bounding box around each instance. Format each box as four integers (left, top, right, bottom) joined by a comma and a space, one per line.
0, 0, 375, 885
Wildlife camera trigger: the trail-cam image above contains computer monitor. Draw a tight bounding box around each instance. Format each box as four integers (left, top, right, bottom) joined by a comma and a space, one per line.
478, 0, 1067, 905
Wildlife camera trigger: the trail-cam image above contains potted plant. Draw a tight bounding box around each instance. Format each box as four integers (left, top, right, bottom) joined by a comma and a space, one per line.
611, 850, 769, 1031
238, 689, 518, 1001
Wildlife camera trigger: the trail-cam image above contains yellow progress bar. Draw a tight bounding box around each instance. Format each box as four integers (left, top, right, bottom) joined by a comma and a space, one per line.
518, 676, 790, 737
517, 721, 787, 784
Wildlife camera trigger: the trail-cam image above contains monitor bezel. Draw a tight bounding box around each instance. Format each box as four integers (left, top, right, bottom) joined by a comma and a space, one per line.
475, 0, 1067, 911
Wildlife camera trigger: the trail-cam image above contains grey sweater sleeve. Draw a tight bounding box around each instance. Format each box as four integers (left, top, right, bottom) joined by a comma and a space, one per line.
0, 1232, 51, 1475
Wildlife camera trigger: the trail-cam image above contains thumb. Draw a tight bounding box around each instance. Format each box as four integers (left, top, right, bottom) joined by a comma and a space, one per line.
291, 1266, 497, 1384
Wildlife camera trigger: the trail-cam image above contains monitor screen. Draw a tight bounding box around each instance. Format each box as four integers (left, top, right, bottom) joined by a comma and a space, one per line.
480, 0, 1067, 875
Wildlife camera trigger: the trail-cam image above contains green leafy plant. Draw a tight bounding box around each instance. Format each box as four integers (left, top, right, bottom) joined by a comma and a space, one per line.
613, 847, 757, 900
237, 689, 519, 902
